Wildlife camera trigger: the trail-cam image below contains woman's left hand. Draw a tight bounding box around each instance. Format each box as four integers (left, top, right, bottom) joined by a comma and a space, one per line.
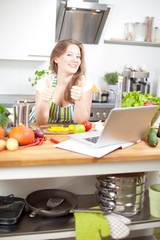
71, 86, 83, 101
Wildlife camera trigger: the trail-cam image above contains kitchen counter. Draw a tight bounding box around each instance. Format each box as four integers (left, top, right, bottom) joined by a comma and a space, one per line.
0, 131, 160, 239
1, 135, 160, 167
1, 132, 160, 180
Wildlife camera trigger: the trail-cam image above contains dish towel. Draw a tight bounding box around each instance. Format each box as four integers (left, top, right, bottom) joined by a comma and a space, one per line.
74, 207, 110, 240
105, 212, 131, 239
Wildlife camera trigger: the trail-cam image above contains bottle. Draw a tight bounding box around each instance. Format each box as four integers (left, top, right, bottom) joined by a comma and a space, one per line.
115, 76, 123, 108
145, 17, 154, 42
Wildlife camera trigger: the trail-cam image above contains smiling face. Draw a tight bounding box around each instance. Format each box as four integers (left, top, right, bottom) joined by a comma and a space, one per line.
54, 44, 81, 76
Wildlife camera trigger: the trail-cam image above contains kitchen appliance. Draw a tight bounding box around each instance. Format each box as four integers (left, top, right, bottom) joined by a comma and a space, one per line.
123, 70, 150, 94
56, 0, 114, 44
96, 172, 147, 216
89, 102, 114, 122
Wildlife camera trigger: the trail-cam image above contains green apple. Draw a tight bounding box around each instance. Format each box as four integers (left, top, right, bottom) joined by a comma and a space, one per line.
74, 124, 85, 133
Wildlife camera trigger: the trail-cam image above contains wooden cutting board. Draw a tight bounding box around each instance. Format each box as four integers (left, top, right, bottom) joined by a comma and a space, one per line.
43, 129, 74, 135
40, 126, 74, 135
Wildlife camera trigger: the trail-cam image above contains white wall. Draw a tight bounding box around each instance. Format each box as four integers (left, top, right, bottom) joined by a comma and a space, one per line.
0, 0, 160, 96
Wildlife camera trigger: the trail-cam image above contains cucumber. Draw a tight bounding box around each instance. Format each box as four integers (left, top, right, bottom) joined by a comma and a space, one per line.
148, 128, 158, 147
157, 124, 160, 138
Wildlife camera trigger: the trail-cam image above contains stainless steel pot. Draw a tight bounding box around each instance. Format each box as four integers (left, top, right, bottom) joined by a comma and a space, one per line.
96, 172, 147, 216
97, 172, 147, 187
92, 92, 109, 103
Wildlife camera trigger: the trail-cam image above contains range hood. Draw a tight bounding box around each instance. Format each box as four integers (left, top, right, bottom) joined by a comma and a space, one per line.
56, 0, 114, 44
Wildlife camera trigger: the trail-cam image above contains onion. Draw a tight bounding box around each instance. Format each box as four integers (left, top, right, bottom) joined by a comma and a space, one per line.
5, 127, 13, 137
34, 128, 44, 138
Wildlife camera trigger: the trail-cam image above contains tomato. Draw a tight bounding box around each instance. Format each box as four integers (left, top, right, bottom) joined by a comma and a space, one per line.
74, 124, 85, 133
144, 101, 156, 106
81, 121, 92, 131
0, 126, 4, 139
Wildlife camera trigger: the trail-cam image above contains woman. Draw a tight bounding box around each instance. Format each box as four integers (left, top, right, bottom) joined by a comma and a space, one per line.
29, 38, 92, 125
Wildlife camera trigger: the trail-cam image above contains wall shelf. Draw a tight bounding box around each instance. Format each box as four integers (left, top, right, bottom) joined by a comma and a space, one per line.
104, 39, 160, 47
0, 55, 50, 62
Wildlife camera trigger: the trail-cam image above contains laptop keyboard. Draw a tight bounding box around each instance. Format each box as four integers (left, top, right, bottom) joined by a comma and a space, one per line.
83, 136, 99, 144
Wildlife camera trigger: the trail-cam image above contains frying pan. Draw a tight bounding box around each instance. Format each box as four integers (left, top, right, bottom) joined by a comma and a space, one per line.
26, 189, 110, 217
26, 189, 78, 217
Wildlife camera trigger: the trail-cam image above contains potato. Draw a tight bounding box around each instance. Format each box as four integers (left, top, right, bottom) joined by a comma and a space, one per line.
6, 138, 19, 151
0, 139, 6, 150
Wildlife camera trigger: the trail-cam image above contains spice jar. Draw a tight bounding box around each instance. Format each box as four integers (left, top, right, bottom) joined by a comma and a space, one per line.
153, 27, 160, 43
124, 23, 134, 40
134, 22, 146, 41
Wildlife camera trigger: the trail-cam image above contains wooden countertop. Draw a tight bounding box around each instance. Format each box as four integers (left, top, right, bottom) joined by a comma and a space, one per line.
0, 132, 160, 167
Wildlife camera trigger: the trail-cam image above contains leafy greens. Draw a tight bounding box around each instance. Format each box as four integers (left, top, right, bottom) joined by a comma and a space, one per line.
122, 91, 160, 110
0, 105, 11, 130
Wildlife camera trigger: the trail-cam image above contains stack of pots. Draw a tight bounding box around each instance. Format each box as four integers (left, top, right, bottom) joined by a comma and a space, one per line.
96, 172, 147, 216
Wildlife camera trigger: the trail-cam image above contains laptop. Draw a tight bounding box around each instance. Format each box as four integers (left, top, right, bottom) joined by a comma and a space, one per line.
68, 105, 158, 148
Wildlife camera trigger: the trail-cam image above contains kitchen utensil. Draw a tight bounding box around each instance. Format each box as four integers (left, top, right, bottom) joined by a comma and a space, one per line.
26, 189, 111, 218
40, 125, 75, 135
13, 100, 31, 127
92, 92, 109, 103
97, 172, 147, 186
29, 206, 52, 218
47, 197, 64, 208
29, 194, 65, 217
0, 195, 25, 225
0, 200, 24, 209
96, 172, 147, 216
43, 129, 74, 135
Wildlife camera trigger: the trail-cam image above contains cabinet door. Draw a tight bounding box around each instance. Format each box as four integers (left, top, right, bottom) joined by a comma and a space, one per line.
0, 0, 56, 59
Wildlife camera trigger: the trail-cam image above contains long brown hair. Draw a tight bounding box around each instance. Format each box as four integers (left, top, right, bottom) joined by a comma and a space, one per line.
50, 38, 86, 103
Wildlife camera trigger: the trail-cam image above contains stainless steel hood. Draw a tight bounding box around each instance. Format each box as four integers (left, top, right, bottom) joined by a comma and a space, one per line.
56, 0, 114, 44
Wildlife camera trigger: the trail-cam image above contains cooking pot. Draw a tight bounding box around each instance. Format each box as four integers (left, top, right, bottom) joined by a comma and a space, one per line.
96, 172, 147, 216
92, 92, 109, 103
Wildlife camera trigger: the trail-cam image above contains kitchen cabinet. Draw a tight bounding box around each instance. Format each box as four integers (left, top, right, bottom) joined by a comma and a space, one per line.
0, 136, 160, 239
0, 0, 56, 60
104, 39, 160, 47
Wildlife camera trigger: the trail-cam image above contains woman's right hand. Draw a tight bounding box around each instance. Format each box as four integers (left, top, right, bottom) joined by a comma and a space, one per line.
41, 79, 54, 102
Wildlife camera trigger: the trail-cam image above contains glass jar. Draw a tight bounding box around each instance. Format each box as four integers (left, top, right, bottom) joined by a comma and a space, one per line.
153, 27, 160, 43
124, 23, 134, 40
134, 22, 146, 41
145, 17, 154, 42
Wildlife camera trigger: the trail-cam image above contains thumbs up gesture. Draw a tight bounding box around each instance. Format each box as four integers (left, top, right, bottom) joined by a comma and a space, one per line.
71, 81, 83, 102
42, 79, 54, 102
